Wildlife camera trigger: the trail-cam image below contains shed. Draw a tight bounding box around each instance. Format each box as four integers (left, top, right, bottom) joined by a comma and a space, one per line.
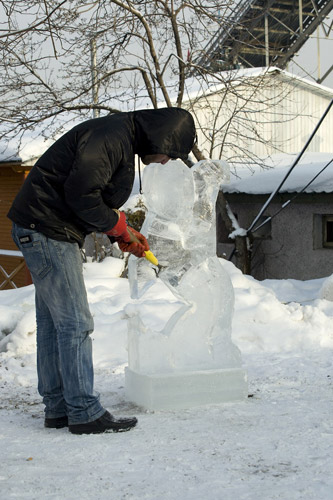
217, 152, 333, 280
0, 153, 33, 289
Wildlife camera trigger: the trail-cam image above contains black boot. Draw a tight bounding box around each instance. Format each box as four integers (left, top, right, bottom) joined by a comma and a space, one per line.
45, 415, 69, 429
68, 410, 138, 435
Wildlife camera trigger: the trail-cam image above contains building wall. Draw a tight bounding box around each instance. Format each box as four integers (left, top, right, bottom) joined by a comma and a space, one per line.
0, 166, 23, 251
269, 75, 333, 156
217, 192, 333, 280
186, 72, 333, 161
0, 165, 32, 289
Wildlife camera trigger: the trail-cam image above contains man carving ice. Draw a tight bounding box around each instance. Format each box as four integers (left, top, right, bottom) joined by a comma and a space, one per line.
8, 107, 196, 434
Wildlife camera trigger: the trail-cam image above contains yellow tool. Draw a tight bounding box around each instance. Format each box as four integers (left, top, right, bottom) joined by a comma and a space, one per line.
143, 250, 159, 266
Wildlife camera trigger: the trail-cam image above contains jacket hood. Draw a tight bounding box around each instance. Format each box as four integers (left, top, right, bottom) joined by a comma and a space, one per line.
133, 107, 196, 161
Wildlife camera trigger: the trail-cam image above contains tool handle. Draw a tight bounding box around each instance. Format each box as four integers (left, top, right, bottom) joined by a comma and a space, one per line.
127, 228, 159, 265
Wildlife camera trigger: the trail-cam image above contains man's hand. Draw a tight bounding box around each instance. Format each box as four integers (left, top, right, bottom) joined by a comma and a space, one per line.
105, 211, 149, 258
117, 227, 150, 258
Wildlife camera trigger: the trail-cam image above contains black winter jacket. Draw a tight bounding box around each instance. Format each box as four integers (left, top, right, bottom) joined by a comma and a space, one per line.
8, 108, 196, 246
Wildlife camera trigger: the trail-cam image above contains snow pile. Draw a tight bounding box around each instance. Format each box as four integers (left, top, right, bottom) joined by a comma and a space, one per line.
1, 258, 333, 379
224, 260, 333, 352
1, 257, 333, 499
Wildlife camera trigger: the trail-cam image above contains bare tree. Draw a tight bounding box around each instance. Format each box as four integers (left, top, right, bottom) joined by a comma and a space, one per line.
0, 1, 286, 148
0, 1, 295, 272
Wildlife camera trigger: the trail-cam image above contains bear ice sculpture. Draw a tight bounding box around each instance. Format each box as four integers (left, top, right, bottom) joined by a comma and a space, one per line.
125, 160, 248, 409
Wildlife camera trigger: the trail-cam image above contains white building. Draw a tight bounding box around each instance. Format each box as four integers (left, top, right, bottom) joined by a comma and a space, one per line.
182, 67, 333, 162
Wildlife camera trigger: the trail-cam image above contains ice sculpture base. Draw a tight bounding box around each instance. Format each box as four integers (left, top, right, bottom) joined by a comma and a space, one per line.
125, 367, 248, 410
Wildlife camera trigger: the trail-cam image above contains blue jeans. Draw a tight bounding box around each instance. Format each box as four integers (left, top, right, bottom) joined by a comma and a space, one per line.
12, 223, 105, 424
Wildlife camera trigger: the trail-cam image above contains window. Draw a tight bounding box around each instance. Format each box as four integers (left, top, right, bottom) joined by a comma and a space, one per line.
313, 214, 333, 249
323, 216, 333, 248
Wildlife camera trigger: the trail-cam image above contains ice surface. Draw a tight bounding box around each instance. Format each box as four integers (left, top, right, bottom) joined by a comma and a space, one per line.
125, 367, 248, 410
126, 160, 245, 379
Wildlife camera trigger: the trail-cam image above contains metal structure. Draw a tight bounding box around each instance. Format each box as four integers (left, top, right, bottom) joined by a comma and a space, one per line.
196, 0, 333, 82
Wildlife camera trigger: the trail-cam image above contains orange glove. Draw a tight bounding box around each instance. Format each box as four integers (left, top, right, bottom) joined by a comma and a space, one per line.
105, 212, 149, 258
117, 228, 149, 258
105, 211, 131, 241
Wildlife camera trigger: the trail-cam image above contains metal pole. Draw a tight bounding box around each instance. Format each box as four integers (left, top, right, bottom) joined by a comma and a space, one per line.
317, 26, 321, 81
317, 64, 333, 85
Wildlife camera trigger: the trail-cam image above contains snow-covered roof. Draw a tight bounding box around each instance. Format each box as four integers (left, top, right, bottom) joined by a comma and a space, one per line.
108, 67, 333, 112
223, 152, 333, 194
182, 67, 333, 104
129, 67, 333, 110
0, 147, 21, 163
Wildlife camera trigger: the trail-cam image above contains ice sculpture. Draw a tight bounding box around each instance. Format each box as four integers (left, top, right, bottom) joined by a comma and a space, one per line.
125, 159, 248, 410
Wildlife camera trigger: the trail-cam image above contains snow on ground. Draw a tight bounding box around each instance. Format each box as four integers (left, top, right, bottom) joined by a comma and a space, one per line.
0, 257, 333, 499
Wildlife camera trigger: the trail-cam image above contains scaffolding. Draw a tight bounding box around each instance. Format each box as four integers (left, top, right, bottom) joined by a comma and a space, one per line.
195, 0, 333, 83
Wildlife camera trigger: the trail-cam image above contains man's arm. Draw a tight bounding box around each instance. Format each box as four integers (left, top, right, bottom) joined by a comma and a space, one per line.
63, 132, 118, 232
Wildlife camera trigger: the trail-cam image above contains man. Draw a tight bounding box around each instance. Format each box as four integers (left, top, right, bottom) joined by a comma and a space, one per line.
8, 107, 196, 435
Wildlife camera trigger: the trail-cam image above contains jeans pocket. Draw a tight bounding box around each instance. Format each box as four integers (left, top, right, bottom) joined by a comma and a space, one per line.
19, 237, 52, 279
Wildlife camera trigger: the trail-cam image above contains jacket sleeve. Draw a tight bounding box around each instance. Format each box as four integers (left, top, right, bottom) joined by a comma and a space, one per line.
63, 130, 119, 232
